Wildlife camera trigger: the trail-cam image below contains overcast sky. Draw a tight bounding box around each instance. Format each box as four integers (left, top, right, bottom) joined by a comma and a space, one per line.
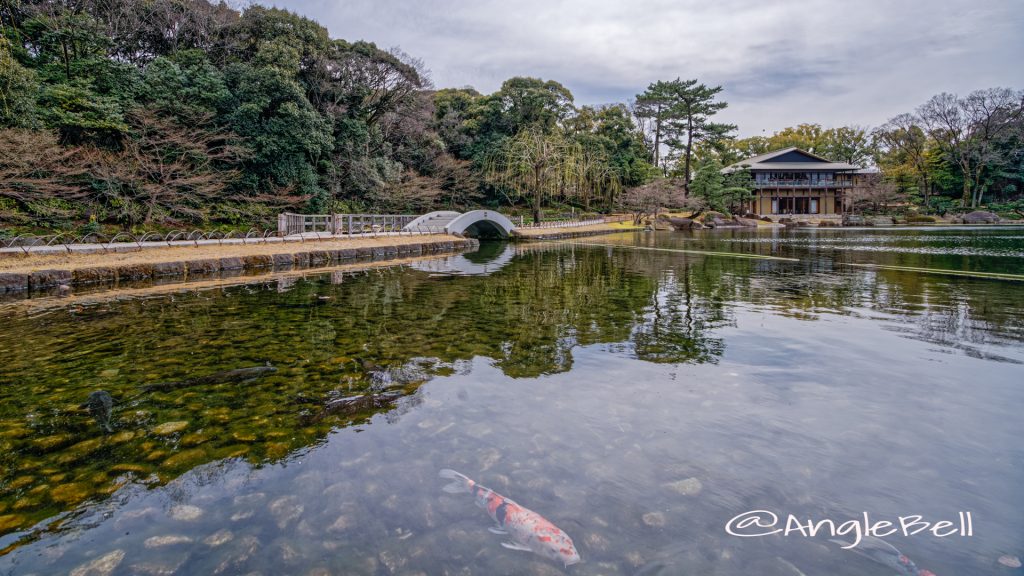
277, 0, 1023, 136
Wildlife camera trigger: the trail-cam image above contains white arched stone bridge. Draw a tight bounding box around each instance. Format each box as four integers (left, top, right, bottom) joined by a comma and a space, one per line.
278, 210, 517, 238
403, 210, 517, 239
278, 210, 610, 238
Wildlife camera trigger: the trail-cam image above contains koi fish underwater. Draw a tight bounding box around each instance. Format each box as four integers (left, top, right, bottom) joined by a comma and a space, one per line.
439, 469, 581, 567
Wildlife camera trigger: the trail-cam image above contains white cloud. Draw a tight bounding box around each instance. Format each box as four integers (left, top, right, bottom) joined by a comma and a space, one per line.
279, 0, 1024, 134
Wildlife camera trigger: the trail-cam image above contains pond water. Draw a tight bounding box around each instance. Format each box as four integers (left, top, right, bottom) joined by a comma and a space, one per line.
1, 227, 1023, 575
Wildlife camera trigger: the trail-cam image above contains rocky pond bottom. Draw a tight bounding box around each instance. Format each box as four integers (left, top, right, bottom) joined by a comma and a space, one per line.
0, 228, 1022, 575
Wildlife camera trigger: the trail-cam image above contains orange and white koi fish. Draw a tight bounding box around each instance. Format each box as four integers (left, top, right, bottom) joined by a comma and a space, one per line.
439, 469, 581, 567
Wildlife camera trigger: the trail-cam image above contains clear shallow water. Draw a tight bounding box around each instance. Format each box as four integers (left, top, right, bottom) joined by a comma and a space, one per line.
0, 227, 1022, 575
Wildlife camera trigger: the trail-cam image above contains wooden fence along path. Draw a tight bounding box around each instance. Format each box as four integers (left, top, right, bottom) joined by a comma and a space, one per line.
516, 215, 631, 229
279, 212, 631, 236
277, 214, 423, 236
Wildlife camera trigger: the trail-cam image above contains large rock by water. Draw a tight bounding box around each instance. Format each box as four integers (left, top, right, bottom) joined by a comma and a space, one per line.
959, 210, 1000, 224
658, 216, 704, 230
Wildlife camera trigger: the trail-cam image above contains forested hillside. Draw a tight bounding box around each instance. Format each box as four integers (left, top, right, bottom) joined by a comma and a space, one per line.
1, 0, 1022, 232
0, 0, 656, 230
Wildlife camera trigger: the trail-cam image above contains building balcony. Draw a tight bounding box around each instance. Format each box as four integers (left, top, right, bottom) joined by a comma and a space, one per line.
753, 180, 853, 188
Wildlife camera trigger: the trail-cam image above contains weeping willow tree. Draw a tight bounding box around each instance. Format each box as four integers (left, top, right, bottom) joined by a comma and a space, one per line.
568, 145, 622, 211
486, 128, 622, 223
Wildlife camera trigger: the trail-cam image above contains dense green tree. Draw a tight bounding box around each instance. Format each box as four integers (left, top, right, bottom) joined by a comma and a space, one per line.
632, 80, 674, 169
636, 79, 735, 193
587, 104, 655, 187
494, 76, 573, 134
37, 82, 129, 145
224, 62, 333, 209
139, 50, 230, 117
0, 36, 36, 127
220, 6, 329, 70
689, 157, 753, 214
720, 123, 874, 166
432, 87, 482, 159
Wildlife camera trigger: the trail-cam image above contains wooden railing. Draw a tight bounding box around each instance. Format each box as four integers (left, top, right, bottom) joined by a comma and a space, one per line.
332, 214, 419, 235
517, 215, 630, 229
754, 180, 853, 188
277, 213, 420, 236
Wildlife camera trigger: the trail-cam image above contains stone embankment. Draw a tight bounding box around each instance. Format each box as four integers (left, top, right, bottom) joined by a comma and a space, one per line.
0, 236, 477, 295
512, 221, 639, 240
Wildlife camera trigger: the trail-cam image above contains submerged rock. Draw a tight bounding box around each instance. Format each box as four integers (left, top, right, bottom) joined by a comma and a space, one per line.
584, 531, 610, 553
128, 559, 189, 576
32, 434, 74, 452
180, 432, 211, 447
69, 549, 125, 576
642, 511, 667, 527
230, 510, 255, 522
269, 495, 304, 529
213, 535, 260, 575
57, 438, 105, 464
232, 431, 258, 443
328, 514, 353, 533
378, 549, 407, 573
233, 492, 266, 507
110, 431, 136, 443
998, 555, 1022, 568
144, 535, 193, 548
162, 448, 208, 469
7, 476, 34, 490
0, 514, 25, 532
273, 540, 301, 564
665, 477, 703, 496
110, 463, 149, 474
152, 421, 189, 436
478, 447, 501, 471
168, 504, 204, 521
50, 483, 91, 504
204, 529, 234, 547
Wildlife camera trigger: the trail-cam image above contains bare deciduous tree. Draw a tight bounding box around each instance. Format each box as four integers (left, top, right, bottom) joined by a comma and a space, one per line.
873, 113, 932, 204
0, 128, 86, 205
847, 173, 906, 214
917, 88, 1024, 207
485, 128, 576, 224
618, 178, 692, 225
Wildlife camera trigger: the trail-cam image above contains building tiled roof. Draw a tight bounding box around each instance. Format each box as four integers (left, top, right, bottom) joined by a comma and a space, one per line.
742, 162, 860, 170
724, 147, 861, 172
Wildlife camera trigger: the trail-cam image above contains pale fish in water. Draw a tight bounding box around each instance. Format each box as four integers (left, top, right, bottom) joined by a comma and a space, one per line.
439, 469, 580, 567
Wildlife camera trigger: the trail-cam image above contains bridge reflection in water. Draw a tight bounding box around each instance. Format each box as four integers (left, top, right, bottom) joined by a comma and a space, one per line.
410, 242, 517, 276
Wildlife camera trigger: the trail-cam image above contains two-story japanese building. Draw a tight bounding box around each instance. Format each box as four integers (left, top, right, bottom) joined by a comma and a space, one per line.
724, 147, 865, 216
